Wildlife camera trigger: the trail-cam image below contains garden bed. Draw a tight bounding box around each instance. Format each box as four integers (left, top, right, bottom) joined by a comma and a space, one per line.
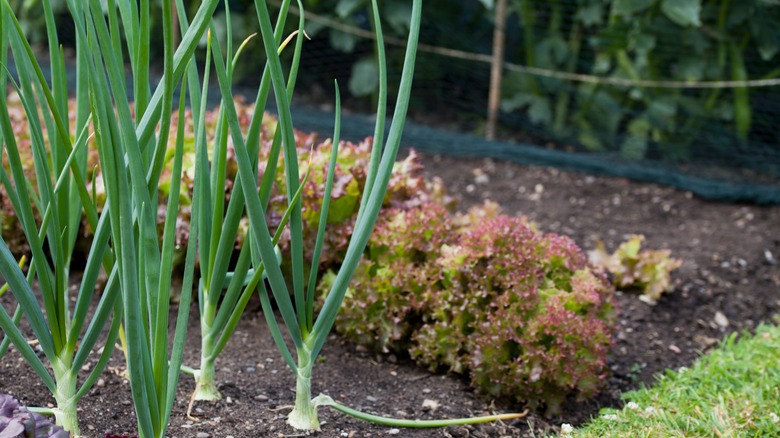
2, 152, 778, 437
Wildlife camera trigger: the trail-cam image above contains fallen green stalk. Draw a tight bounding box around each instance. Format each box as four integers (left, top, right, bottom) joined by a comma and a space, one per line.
315, 395, 529, 428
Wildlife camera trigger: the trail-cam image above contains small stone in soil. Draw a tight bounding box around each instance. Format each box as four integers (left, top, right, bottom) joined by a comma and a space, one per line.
422, 399, 441, 412
714, 311, 730, 329
387, 428, 400, 435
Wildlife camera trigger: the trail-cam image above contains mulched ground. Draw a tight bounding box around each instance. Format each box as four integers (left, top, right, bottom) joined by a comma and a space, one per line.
2, 152, 779, 438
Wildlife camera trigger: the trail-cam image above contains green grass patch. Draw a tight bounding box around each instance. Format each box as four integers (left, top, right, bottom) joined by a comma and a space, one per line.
571, 323, 780, 437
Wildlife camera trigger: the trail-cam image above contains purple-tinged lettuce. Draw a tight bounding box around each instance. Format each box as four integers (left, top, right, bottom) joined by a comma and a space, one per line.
323, 203, 616, 415
327, 202, 453, 351
468, 269, 614, 415
0, 394, 68, 438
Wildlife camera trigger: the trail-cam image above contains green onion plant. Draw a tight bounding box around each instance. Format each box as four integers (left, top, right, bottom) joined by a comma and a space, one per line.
1, 0, 220, 436
1, 0, 525, 434
74, 0, 221, 436
207, 0, 525, 430
180, 0, 309, 403
0, 1, 120, 435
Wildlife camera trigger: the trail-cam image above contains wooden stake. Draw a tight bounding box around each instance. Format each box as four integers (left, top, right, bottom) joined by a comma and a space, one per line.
486, 0, 508, 140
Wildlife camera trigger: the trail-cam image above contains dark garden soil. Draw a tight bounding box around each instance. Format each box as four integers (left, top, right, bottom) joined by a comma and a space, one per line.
2, 152, 779, 438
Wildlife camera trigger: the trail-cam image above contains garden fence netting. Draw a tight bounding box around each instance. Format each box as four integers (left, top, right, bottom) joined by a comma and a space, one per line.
281, 0, 780, 204
8, 0, 780, 203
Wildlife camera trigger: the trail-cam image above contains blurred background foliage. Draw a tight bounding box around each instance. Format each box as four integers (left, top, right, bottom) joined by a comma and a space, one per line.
7, 0, 780, 173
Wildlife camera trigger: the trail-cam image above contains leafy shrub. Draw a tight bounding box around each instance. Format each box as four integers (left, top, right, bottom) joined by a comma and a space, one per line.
0, 394, 68, 438
502, 0, 780, 160
588, 234, 682, 305
321, 202, 616, 415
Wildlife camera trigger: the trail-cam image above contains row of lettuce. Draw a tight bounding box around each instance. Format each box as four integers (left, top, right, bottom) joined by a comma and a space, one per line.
4, 93, 682, 416
2, 94, 617, 415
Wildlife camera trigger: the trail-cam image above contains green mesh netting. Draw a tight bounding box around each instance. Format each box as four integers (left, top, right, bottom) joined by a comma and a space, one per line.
285, 0, 780, 204
7, 0, 780, 204
286, 106, 780, 204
